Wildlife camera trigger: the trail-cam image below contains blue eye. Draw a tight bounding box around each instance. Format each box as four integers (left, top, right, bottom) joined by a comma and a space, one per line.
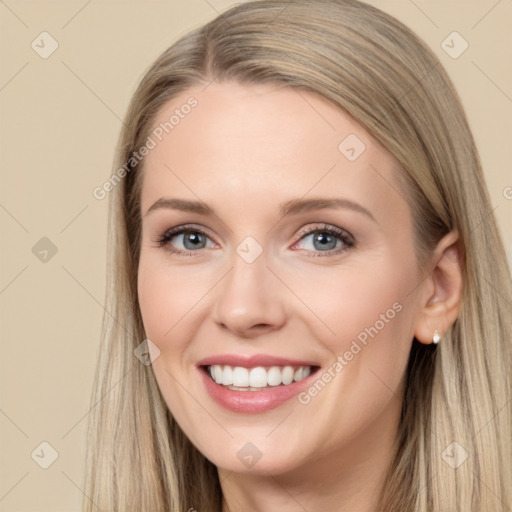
155, 226, 216, 256
292, 224, 355, 257
153, 223, 355, 257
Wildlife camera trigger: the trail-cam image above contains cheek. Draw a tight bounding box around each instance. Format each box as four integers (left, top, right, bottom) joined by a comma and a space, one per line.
279, 258, 411, 347
137, 255, 199, 417
282, 257, 415, 405
137, 253, 204, 341
137, 263, 170, 340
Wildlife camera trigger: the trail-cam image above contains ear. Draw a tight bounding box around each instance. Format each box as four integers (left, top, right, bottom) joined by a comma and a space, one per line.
414, 231, 463, 345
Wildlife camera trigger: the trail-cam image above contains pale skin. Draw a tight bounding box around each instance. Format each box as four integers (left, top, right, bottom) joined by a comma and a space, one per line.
137, 82, 463, 512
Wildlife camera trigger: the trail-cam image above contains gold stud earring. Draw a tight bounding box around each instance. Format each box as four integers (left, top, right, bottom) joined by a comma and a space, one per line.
432, 330, 441, 344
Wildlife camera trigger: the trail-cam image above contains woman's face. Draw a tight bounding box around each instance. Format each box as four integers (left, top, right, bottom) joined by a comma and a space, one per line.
137, 82, 427, 477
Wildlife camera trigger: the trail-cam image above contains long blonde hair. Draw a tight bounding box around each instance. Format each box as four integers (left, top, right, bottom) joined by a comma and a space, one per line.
83, 1, 512, 510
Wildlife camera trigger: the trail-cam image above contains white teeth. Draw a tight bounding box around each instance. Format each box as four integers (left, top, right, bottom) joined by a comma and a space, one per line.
267, 366, 282, 386
249, 367, 268, 388
233, 366, 249, 387
221, 365, 233, 386
208, 364, 314, 389
282, 366, 295, 385
294, 366, 311, 381
212, 365, 223, 383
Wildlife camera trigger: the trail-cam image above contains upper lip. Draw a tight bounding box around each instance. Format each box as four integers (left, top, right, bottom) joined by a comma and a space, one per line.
196, 353, 320, 368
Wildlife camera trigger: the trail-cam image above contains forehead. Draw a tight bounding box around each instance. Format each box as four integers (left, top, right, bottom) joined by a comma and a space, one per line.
140, 81, 407, 224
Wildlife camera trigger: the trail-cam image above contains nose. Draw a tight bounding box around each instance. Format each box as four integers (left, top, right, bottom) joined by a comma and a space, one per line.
212, 249, 287, 338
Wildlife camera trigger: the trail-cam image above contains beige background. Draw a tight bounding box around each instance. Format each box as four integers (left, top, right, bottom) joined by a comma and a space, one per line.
1, 1, 511, 510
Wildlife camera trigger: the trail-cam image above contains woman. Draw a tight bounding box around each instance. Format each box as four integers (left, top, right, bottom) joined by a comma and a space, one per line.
83, 1, 512, 510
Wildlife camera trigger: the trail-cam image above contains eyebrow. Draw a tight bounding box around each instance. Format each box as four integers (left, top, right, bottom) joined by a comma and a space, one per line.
144, 197, 376, 223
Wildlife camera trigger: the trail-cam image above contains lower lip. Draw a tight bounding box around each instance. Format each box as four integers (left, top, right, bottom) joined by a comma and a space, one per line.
198, 366, 318, 414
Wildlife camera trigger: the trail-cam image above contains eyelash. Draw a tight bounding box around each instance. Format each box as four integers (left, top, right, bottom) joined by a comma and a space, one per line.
152, 223, 355, 258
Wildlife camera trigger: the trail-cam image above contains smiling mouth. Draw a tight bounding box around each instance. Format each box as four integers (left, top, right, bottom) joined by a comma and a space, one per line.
202, 364, 321, 391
